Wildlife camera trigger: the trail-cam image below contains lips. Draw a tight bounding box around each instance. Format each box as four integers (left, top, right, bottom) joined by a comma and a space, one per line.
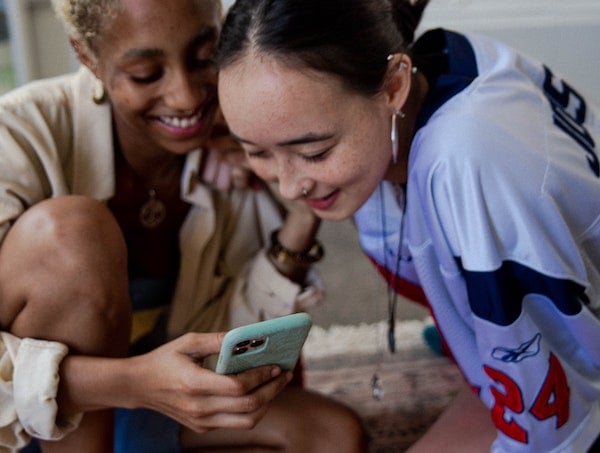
155, 96, 217, 139
159, 110, 203, 129
305, 189, 340, 211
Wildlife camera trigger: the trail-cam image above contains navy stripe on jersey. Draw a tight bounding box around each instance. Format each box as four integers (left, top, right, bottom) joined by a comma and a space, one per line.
457, 258, 587, 325
412, 29, 479, 129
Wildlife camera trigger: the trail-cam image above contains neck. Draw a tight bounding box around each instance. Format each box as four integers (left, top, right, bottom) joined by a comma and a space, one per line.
121, 146, 184, 185
383, 71, 429, 185
112, 121, 184, 189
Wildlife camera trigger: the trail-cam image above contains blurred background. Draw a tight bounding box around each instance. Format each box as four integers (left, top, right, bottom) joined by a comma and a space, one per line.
0, 0, 598, 328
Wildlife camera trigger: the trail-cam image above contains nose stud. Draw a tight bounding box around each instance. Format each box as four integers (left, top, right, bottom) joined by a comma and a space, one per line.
302, 188, 309, 197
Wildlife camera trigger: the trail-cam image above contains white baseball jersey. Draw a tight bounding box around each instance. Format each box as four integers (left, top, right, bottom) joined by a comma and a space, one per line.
355, 29, 600, 452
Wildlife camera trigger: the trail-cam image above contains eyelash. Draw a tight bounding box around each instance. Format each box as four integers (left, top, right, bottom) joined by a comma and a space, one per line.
130, 72, 163, 84
128, 55, 216, 85
303, 149, 331, 162
247, 148, 331, 162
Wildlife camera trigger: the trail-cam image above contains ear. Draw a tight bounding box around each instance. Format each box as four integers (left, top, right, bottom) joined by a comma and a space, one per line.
70, 37, 100, 77
383, 53, 413, 113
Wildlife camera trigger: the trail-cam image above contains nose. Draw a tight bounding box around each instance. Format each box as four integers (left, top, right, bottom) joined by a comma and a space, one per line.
274, 157, 308, 200
164, 69, 208, 112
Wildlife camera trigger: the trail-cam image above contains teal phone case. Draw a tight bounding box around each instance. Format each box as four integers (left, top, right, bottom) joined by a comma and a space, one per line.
215, 313, 312, 374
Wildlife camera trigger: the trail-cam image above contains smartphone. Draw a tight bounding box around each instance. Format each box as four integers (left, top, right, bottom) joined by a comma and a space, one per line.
215, 313, 312, 374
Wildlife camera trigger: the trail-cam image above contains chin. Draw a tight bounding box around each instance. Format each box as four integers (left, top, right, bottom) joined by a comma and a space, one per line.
160, 137, 206, 155
313, 208, 355, 222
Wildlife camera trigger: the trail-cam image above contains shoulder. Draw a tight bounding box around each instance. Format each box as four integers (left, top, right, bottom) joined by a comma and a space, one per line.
0, 70, 78, 107
0, 68, 96, 125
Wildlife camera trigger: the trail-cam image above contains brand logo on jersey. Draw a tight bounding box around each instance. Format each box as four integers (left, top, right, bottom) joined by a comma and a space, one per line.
543, 66, 598, 177
491, 332, 541, 363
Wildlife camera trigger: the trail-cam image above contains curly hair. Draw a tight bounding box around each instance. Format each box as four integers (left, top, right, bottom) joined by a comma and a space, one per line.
51, 0, 123, 51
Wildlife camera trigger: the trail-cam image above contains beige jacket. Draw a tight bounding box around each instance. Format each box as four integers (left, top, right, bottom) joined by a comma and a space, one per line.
0, 68, 323, 449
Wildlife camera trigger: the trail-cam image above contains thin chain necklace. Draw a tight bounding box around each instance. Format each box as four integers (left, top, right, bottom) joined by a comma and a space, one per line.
372, 181, 407, 400
114, 142, 169, 230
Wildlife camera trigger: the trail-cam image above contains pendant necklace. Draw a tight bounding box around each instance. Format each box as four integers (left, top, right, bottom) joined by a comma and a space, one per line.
139, 188, 167, 229
371, 181, 407, 400
115, 143, 168, 230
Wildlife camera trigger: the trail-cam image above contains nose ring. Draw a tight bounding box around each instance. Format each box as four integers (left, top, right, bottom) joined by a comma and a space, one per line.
302, 188, 309, 197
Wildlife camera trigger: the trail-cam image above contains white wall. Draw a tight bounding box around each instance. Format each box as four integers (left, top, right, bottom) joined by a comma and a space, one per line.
6, 0, 600, 106
418, 0, 600, 106
4, 0, 76, 85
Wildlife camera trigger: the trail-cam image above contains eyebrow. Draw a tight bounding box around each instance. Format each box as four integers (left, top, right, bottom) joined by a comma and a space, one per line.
121, 26, 219, 61
231, 132, 335, 147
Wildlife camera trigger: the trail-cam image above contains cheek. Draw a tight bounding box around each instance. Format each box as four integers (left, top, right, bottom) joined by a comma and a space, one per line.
247, 158, 276, 182
107, 78, 153, 115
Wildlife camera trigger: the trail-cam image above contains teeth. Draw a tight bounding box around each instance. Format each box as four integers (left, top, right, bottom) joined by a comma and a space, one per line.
160, 110, 202, 129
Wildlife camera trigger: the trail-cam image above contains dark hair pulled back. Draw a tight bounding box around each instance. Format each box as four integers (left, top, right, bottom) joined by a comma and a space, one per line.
218, 0, 430, 96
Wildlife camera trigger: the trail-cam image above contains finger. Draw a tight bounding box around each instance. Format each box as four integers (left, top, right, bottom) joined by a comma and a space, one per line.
231, 166, 250, 190
190, 404, 271, 432
226, 366, 293, 395
224, 147, 251, 168
200, 151, 220, 185
181, 373, 292, 430
177, 332, 225, 359
213, 161, 234, 191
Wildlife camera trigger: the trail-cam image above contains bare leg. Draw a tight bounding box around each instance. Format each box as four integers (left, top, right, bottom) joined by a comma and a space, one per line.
406, 380, 496, 452
0, 196, 132, 452
180, 385, 368, 452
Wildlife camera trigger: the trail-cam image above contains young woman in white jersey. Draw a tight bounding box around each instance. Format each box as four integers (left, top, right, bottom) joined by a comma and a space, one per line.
217, 0, 600, 451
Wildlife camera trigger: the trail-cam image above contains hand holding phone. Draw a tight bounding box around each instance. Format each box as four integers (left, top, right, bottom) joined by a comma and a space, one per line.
215, 313, 312, 374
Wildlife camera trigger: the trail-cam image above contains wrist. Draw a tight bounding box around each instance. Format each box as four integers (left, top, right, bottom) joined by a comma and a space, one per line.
58, 355, 135, 413
269, 229, 324, 266
267, 229, 324, 283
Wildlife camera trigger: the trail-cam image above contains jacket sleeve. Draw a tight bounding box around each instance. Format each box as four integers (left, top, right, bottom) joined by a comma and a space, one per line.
168, 186, 325, 337
229, 249, 325, 328
0, 333, 82, 448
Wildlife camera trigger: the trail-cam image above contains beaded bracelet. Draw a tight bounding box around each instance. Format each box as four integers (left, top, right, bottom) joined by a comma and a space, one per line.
268, 229, 324, 267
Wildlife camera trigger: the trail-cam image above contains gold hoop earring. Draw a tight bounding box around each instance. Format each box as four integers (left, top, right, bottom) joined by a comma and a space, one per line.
92, 78, 107, 105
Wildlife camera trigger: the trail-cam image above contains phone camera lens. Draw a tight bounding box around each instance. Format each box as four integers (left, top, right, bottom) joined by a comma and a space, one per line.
233, 346, 248, 355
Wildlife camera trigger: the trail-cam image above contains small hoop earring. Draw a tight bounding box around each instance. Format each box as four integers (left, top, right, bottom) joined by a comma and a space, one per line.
391, 109, 404, 164
92, 79, 107, 105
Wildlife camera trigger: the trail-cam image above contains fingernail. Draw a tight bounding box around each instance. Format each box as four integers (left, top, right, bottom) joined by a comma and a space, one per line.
270, 366, 282, 378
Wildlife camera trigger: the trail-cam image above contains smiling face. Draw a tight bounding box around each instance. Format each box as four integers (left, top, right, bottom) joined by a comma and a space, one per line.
219, 55, 394, 221
86, 0, 221, 157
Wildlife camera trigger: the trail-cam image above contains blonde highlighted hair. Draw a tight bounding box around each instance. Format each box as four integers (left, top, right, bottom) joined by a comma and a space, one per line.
50, 0, 123, 50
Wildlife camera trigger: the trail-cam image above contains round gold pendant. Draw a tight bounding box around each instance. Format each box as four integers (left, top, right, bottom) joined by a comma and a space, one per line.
140, 190, 166, 228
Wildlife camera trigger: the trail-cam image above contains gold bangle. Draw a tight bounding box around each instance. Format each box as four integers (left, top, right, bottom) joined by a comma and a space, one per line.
268, 229, 324, 267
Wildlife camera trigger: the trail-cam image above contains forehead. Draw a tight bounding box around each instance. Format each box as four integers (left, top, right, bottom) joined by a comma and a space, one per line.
219, 55, 350, 141
100, 0, 221, 47
118, 0, 220, 22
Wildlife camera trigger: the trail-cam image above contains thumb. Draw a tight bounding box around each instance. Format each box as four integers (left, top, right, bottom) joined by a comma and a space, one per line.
176, 332, 225, 360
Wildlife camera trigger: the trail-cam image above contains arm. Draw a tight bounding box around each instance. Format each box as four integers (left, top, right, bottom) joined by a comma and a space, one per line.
58, 332, 292, 432
226, 186, 325, 328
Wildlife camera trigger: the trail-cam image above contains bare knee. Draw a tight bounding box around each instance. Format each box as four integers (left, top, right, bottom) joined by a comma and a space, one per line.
271, 387, 368, 452
0, 196, 131, 356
